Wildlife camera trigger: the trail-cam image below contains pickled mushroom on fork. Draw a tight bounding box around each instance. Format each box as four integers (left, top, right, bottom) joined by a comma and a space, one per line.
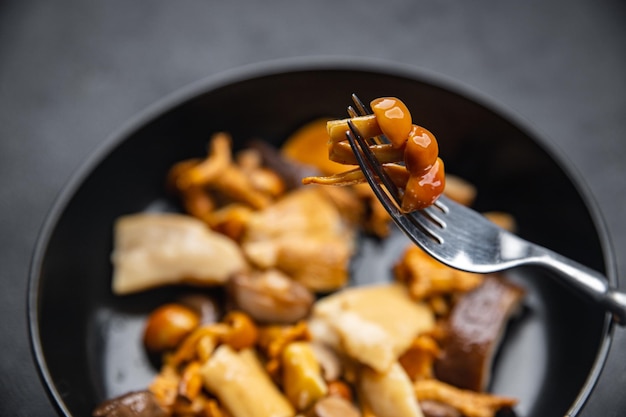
303, 96, 446, 212
96, 115, 525, 417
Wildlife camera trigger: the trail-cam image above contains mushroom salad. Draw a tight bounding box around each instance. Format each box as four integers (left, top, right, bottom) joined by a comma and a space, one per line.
95, 97, 525, 417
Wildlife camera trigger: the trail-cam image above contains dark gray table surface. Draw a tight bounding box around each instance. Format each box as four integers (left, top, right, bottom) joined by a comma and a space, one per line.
1, 1, 625, 416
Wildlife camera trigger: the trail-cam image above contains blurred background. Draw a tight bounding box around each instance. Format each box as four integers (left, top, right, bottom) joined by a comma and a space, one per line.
1, 1, 625, 415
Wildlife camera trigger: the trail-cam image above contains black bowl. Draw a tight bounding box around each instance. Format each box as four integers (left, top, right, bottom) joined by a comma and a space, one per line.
29, 58, 615, 417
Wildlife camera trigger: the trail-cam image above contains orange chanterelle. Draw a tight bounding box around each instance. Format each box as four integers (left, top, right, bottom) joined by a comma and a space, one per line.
303, 97, 445, 212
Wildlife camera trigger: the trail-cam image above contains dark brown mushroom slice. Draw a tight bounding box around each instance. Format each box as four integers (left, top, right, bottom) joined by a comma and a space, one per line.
92, 390, 168, 417
434, 275, 525, 392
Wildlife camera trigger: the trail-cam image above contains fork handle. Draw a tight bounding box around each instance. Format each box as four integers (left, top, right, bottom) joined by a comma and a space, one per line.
535, 248, 626, 325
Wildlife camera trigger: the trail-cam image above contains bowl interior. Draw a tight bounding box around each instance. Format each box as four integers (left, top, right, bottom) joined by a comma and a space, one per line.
30, 63, 611, 417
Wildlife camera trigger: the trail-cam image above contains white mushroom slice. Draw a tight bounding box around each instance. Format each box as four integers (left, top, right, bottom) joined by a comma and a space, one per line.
201, 345, 295, 417
111, 213, 246, 294
359, 362, 424, 417
281, 341, 328, 411
311, 284, 434, 372
309, 341, 342, 382
242, 187, 355, 292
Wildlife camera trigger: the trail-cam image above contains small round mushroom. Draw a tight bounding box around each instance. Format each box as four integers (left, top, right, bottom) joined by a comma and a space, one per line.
218, 310, 259, 350
143, 303, 200, 353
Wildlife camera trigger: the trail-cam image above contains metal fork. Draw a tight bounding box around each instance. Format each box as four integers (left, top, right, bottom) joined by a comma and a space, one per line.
345, 95, 626, 325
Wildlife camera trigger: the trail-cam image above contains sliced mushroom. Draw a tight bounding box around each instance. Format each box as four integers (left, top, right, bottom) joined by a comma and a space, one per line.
229, 269, 314, 324
111, 213, 247, 295
358, 362, 424, 417
92, 391, 168, 417
434, 275, 525, 392
311, 283, 435, 373
242, 187, 355, 292
282, 341, 328, 411
201, 345, 295, 417
310, 341, 343, 382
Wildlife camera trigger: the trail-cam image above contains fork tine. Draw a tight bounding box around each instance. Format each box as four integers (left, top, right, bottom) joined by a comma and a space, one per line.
432, 197, 450, 213
351, 93, 369, 116
408, 210, 445, 244
347, 95, 401, 201
345, 128, 402, 213
347, 105, 359, 119
416, 205, 446, 230
346, 120, 403, 205
347, 93, 449, 245
345, 124, 444, 245
350, 94, 384, 145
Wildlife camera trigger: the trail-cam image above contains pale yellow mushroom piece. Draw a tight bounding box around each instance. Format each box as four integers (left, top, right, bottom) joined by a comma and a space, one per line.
111, 213, 247, 295
281, 341, 328, 411
414, 379, 517, 417
326, 115, 382, 145
394, 245, 483, 301
242, 187, 355, 292
310, 283, 435, 373
201, 345, 295, 417
359, 362, 424, 417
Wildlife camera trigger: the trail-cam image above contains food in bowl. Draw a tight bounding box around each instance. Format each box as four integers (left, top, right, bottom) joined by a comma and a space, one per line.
94, 97, 525, 417
303, 97, 445, 212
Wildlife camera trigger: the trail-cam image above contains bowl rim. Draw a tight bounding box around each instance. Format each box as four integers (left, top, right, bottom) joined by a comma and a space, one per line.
27, 55, 617, 417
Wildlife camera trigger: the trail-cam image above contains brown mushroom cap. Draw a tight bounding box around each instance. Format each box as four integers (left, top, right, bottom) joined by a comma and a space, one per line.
434, 275, 525, 391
